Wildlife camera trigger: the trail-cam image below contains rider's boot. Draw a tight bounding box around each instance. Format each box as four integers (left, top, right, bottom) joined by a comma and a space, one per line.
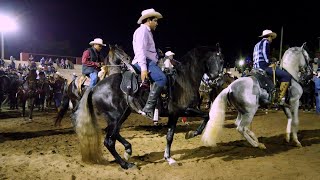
277, 82, 290, 108
142, 83, 163, 121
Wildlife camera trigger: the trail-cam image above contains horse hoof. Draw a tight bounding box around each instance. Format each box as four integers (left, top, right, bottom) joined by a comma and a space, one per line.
258, 143, 266, 149
124, 152, 131, 161
285, 134, 290, 143
126, 163, 137, 169
295, 142, 302, 147
185, 131, 195, 139
167, 158, 177, 166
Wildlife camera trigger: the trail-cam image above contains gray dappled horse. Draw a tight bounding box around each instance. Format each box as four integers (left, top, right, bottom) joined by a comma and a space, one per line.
202, 44, 312, 149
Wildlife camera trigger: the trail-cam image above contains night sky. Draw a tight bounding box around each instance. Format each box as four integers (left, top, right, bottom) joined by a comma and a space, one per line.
1, 0, 319, 65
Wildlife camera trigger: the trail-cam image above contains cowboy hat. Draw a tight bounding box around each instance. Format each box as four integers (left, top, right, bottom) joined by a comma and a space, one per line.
259, 29, 277, 39
137, 8, 163, 24
89, 38, 106, 46
165, 51, 175, 56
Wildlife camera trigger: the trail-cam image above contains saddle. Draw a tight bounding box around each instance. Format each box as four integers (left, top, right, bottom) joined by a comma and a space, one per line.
119, 64, 177, 117
245, 69, 276, 105
76, 67, 109, 94
76, 75, 90, 94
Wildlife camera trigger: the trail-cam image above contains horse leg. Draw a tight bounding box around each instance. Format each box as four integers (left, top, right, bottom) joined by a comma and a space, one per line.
234, 112, 242, 127
28, 98, 35, 121
185, 117, 209, 139
164, 115, 178, 165
284, 100, 302, 147
21, 100, 26, 118
117, 134, 132, 161
104, 121, 135, 169
237, 112, 265, 149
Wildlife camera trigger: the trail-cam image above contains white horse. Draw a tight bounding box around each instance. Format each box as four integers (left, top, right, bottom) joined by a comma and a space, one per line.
201, 43, 312, 149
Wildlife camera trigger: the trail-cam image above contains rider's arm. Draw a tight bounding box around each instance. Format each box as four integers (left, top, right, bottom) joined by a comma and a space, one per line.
81, 49, 99, 67
262, 40, 271, 65
133, 28, 148, 72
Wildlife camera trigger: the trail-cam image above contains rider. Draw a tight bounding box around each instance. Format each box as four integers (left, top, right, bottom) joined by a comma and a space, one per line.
132, 8, 167, 119
81, 38, 105, 88
163, 51, 175, 72
253, 29, 291, 107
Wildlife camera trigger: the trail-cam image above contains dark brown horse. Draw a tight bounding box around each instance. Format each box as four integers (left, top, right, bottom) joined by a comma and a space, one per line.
17, 69, 38, 121
54, 45, 127, 127
74, 45, 224, 169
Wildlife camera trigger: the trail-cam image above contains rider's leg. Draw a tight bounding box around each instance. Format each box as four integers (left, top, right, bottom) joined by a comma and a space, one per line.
89, 71, 98, 88
133, 60, 167, 119
275, 68, 291, 107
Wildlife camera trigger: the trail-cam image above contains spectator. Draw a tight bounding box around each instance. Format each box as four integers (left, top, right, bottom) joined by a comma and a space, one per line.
314, 70, 320, 115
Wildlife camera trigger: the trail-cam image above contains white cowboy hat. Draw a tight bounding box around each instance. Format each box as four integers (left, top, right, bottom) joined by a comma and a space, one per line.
259, 29, 277, 39
137, 8, 163, 24
165, 51, 175, 56
89, 38, 106, 46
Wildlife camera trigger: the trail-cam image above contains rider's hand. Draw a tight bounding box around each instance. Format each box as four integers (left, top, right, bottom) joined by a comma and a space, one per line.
269, 63, 276, 68
141, 70, 148, 82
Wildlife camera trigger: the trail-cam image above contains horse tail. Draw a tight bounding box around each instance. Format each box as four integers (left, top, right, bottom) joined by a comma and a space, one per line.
75, 88, 103, 163
201, 87, 229, 146
54, 92, 70, 125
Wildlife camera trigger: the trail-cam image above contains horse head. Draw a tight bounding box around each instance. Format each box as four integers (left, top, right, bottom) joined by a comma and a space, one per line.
282, 43, 312, 81
106, 44, 131, 65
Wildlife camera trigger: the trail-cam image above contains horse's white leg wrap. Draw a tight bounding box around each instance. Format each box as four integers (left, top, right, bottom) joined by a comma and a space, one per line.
286, 118, 292, 142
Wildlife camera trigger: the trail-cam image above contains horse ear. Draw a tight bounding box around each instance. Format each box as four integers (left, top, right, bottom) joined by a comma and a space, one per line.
301, 42, 307, 49
109, 44, 112, 49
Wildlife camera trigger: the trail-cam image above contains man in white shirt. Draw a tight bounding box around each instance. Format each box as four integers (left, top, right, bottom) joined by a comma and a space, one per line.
132, 8, 167, 119
164, 51, 175, 71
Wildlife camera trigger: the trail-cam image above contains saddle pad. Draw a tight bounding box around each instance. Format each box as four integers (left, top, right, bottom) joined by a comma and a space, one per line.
120, 71, 138, 95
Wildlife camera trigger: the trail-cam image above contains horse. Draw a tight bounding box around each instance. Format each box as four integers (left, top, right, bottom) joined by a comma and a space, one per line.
74, 45, 224, 169
198, 72, 236, 110
201, 43, 313, 149
17, 69, 39, 121
35, 71, 50, 111
0, 75, 11, 111
54, 44, 127, 127
299, 72, 315, 111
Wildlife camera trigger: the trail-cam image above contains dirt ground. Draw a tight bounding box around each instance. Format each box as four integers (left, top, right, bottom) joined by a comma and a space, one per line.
0, 107, 319, 180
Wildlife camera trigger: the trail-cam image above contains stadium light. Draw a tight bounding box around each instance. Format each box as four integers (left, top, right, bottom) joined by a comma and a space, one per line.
0, 14, 18, 59
238, 59, 245, 67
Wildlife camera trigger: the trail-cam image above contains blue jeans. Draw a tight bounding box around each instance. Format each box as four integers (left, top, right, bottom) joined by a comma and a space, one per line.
133, 59, 167, 87
316, 94, 320, 114
54, 92, 63, 108
89, 71, 98, 88
265, 67, 291, 82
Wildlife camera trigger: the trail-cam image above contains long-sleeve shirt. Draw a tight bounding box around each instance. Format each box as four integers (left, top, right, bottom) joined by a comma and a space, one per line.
81, 49, 99, 67
315, 76, 320, 94
132, 24, 158, 71
253, 38, 271, 69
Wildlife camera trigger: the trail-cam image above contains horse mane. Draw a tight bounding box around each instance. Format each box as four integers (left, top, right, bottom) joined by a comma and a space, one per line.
282, 46, 309, 81
173, 46, 223, 107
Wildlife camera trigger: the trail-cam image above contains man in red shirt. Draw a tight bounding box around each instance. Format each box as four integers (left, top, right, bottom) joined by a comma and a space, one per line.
81, 38, 106, 88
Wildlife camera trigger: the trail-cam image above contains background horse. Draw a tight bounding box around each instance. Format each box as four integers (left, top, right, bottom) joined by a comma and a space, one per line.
0, 75, 11, 111
54, 44, 127, 127
201, 44, 312, 149
74, 45, 224, 169
17, 69, 39, 121
199, 72, 236, 110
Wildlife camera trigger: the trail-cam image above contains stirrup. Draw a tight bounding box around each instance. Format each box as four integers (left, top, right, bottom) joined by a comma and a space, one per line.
139, 110, 159, 125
